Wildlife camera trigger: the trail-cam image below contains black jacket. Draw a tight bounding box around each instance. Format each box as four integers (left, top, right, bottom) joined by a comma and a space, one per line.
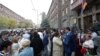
30, 32, 44, 56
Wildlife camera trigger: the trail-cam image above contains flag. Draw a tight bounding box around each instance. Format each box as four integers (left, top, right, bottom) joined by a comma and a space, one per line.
82, 0, 87, 10
81, 0, 87, 15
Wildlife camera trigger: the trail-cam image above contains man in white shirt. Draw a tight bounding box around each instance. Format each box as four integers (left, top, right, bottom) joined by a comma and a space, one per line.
38, 30, 44, 41
83, 39, 94, 48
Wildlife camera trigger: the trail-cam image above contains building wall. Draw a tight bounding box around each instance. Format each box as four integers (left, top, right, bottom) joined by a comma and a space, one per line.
0, 4, 25, 24
47, 0, 76, 28
47, 0, 59, 28
71, 0, 100, 32
61, 0, 71, 27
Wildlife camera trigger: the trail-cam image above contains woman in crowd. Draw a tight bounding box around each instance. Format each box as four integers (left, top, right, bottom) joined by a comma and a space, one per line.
30, 31, 44, 56
0, 40, 12, 56
18, 39, 34, 56
75, 29, 85, 56
50, 29, 57, 56
88, 29, 98, 55
18, 32, 30, 49
11, 35, 20, 56
82, 33, 94, 56
52, 31, 63, 56
0, 31, 9, 51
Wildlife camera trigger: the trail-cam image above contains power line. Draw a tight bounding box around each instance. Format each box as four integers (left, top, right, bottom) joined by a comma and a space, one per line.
30, 0, 35, 10
30, 0, 39, 25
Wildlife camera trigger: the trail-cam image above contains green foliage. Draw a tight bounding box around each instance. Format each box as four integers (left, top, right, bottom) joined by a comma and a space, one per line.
25, 22, 33, 28
18, 21, 33, 28
8, 18, 17, 28
41, 19, 50, 28
0, 16, 17, 29
18, 22, 26, 28
0, 16, 8, 28
0, 16, 33, 29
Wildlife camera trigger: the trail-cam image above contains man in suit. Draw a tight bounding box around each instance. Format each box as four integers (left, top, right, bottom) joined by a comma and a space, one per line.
63, 27, 76, 56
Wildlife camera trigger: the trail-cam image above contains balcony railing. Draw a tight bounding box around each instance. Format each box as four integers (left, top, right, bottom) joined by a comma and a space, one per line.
70, 0, 81, 10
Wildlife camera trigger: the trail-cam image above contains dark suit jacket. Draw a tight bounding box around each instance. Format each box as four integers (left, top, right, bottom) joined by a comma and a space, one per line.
63, 31, 76, 53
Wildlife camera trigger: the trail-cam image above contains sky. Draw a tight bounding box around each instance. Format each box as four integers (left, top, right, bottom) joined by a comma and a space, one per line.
0, 0, 52, 25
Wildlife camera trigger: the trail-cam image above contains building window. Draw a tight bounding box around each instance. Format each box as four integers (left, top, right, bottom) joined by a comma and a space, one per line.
71, 0, 77, 4
66, 8, 68, 14
62, 0, 64, 5
84, 8, 92, 14
96, 13, 100, 22
71, 0, 74, 4
96, 4, 100, 10
62, 11, 64, 16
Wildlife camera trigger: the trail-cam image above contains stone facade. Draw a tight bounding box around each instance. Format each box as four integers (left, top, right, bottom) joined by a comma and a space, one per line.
70, 0, 100, 32
47, 0, 76, 28
0, 4, 25, 24
47, 0, 59, 28
61, 0, 77, 28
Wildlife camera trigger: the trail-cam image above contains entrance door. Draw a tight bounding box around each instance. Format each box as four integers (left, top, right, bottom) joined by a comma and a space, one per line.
84, 15, 93, 32
96, 13, 100, 22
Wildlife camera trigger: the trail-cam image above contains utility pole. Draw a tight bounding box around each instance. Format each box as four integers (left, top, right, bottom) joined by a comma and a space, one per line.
32, 9, 38, 25
31, 0, 39, 25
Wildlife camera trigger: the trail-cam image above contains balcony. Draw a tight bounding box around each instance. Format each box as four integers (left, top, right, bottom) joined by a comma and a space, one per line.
70, 0, 81, 10
70, 0, 93, 10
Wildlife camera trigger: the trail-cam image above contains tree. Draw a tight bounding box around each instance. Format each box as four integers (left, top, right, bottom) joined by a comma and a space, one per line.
41, 19, 50, 28
0, 16, 17, 29
18, 22, 26, 28
0, 16, 9, 28
8, 18, 17, 29
18, 21, 33, 28
0, 16, 33, 29
24, 21, 33, 28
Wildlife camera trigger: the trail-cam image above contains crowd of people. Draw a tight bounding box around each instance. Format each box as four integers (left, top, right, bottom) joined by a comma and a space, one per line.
0, 27, 100, 56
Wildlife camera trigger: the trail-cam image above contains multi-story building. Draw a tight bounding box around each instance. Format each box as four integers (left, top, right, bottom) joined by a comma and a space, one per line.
0, 4, 35, 29
47, 0, 76, 28
47, 0, 60, 28
41, 12, 46, 20
0, 4, 25, 24
70, 0, 100, 32
61, 0, 77, 28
